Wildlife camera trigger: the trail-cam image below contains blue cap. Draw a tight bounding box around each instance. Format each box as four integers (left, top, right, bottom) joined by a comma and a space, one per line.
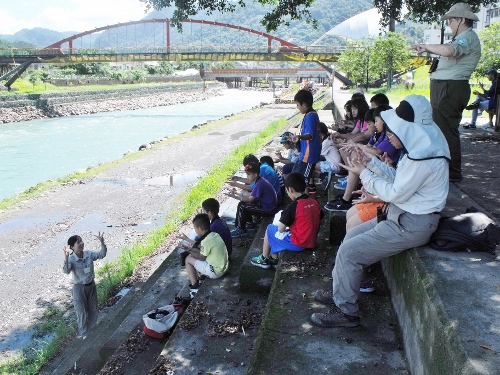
280, 132, 293, 143
486, 69, 498, 76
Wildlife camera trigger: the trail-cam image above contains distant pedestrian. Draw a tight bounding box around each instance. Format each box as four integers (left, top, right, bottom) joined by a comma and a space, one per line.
412, 2, 481, 182
63, 232, 107, 338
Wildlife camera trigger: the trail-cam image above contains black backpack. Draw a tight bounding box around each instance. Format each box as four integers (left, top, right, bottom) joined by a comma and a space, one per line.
429, 207, 500, 253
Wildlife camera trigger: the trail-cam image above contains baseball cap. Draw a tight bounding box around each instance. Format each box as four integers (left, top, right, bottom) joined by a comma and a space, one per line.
280, 132, 293, 143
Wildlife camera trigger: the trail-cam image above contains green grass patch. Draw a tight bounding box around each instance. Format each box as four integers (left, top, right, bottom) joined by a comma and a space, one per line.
0, 79, 199, 95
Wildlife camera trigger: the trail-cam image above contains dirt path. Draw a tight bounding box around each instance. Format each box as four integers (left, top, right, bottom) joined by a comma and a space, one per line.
0, 103, 297, 358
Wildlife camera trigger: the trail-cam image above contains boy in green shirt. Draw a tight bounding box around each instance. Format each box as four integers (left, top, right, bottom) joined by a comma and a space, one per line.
182, 213, 229, 298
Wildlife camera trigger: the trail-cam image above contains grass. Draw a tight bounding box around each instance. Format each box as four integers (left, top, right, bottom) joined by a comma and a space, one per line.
0, 78, 198, 95
0, 87, 320, 374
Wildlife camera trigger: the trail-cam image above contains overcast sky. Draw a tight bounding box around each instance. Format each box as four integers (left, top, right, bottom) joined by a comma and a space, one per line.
0, 0, 151, 34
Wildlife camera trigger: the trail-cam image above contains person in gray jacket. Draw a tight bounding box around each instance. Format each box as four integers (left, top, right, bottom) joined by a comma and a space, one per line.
311, 95, 450, 328
63, 232, 107, 338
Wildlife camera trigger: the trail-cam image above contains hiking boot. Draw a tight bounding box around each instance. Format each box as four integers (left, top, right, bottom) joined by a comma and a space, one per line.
310, 307, 361, 328
231, 227, 248, 238
324, 199, 352, 213
465, 102, 479, 110
360, 278, 375, 293
333, 179, 348, 190
251, 254, 271, 269
314, 289, 335, 305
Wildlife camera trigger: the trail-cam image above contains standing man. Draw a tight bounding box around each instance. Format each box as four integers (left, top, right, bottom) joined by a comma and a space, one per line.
412, 3, 481, 182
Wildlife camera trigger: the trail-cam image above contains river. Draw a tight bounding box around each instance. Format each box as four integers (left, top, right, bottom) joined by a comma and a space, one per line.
0, 89, 273, 201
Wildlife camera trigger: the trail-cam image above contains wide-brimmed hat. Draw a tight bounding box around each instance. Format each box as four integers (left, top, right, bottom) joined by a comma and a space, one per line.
441, 3, 479, 21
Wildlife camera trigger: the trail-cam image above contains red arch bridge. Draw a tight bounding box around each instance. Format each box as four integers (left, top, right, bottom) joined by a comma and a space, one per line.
0, 18, 429, 89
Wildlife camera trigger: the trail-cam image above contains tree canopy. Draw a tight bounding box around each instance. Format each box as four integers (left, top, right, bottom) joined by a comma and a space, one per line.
139, 0, 499, 32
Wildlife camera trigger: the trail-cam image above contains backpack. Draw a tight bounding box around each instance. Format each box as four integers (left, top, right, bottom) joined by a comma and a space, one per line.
429, 207, 500, 253
143, 297, 189, 339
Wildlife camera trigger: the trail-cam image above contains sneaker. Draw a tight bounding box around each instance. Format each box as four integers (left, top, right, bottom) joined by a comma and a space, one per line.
333, 179, 348, 190
246, 222, 257, 232
270, 256, 279, 268
324, 199, 352, 213
462, 123, 476, 129
338, 176, 348, 183
323, 197, 342, 211
307, 184, 317, 195
189, 288, 198, 299
231, 227, 248, 238
251, 254, 271, 269
314, 289, 335, 305
359, 279, 375, 293
465, 102, 479, 110
310, 307, 360, 328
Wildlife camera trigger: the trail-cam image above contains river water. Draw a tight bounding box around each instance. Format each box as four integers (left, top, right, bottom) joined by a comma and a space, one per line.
0, 89, 273, 201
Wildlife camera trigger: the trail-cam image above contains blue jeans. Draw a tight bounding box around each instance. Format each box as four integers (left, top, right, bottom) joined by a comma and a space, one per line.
471, 96, 490, 125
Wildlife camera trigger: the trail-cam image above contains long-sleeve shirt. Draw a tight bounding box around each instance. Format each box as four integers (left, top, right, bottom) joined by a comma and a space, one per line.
63, 244, 107, 284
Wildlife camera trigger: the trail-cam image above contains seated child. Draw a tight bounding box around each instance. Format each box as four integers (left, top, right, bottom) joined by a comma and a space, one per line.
251, 172, 323, 269
260, 155, 285, 203
62, 232, 107, 338
313, 122, 341, 188
228, 154, 281, 200
275, 131, 300, 176
178, 198, 233, 256
182, 213, 229, 298
226, 162, 278, 238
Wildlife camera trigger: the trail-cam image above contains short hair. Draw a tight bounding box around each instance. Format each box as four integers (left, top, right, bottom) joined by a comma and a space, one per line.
243, 154, 259, 165
364, 108, 376, 123
319, 122, 329, 137
67, 235, 82, 247
373, 104, 393, 119
192, 213, 211, 231
285, 172, 307, 193
370, 93, 390, 107
351, 96, 370, 121
351, 92, 365, 100
244, 162, 260, 175
202, 198, 220, 215
294, 89, 314, 107
260, 155, 275, 169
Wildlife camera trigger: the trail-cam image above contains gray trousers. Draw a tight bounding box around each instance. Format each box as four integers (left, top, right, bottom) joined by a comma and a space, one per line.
73, 280, 98, 335
332, 204, 440, 317
430, 80, 470, 180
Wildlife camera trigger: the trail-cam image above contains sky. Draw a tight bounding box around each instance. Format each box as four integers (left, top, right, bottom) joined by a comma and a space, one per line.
0, 0, 151, 34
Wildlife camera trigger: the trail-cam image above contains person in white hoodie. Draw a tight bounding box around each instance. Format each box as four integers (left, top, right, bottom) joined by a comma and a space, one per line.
311, 95, 450, 328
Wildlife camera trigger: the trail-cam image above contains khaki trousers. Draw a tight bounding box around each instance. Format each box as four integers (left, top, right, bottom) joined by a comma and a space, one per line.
332, 204, 440, 317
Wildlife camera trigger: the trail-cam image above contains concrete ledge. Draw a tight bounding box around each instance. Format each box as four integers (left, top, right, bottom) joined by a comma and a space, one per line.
383, 245, 499, 375
238, 218, 276, 294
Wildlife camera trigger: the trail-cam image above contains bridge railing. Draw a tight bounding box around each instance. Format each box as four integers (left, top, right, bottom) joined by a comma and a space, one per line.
0, 45, 348, 58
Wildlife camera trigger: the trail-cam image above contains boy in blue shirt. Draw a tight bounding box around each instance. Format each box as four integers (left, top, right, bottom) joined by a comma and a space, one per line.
290, 89, 321, 195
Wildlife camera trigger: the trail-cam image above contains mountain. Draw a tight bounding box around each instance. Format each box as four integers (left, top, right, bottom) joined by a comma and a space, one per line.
0, 27, 77, 47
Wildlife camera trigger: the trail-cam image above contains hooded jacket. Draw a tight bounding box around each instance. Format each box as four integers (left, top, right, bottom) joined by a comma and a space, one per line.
359, 95, 450, 215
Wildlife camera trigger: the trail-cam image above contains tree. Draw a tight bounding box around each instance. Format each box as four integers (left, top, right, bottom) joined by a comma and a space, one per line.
28, 70, 42, 90
372, 0, 498, 27
370, 32, 412, 88
337, 39, 373, 87
139, 0, 317, 32
475, 22, 500, 78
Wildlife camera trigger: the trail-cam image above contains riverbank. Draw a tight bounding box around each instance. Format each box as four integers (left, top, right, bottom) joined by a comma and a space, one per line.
0, 83, 225, 124
0, 100, 297, 366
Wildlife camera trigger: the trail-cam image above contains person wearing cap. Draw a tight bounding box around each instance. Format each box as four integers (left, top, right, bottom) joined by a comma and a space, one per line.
463, 69, 499, 128
412, 2, 481, 182
275, 131, 300, 176
311, 95, 450, 328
